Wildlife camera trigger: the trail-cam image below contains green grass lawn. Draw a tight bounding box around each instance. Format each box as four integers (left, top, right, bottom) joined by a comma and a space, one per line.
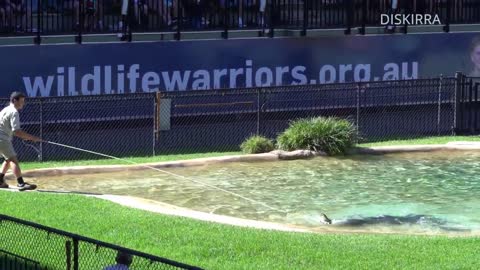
20, 151, 242, 171
360, 135, 480, 147
18, 136, 480, 171
0, 192, 479, 270
3, 135, 480, 269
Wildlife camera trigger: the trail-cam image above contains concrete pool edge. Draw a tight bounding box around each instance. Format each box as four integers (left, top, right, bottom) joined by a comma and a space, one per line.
18, 149, 324, 177
93, 194, 313, 233
1, 188, 478, 236
79, 193, 480, 237
17, 141, 480, 178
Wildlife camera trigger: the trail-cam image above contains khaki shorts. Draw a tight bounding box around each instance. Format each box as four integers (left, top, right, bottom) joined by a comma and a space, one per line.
0, 140, 17, 160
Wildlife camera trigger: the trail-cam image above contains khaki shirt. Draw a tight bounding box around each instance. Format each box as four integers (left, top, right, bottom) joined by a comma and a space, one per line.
0, 103, 21, 141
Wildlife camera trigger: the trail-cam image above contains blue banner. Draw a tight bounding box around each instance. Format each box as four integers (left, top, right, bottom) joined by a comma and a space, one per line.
0, 32, 478, 97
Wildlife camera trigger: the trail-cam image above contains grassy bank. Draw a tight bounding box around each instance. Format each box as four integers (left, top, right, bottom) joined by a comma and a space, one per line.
18, 136, 480, 171
360, 136, 480, 147
0, 192, 478, 270
20, 151, 241, 171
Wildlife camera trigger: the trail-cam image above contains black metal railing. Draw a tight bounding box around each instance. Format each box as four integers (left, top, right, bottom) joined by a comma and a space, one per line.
4, 72, 480, 162
0, 249, 43, 270
0, 0, 479, 42
0, 214, 203, 270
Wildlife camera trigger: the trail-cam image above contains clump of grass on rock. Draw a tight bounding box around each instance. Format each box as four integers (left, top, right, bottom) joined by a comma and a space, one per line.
240, 135, 275, 154
276, 117, 357, 155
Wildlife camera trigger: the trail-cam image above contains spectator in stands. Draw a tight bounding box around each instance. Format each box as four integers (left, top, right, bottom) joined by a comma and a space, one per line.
237, 0, 244, 27
180, 0, 203, 29
256, 0, 266, 28
133, 0, 149, 28
96, 0, 123, 31
469, 37, 480, 77
160, 0, 175, 27
61, 0, 81, 30
103, 252, 133, 270
384, 0, 398, 33
147, 0, 174, 27
218, 0, 242, 28
0, 0, 9, 28
8, 1, 22, 21
219, 0, 265, 28
2, 0, 26, 32
83, 0, 98, 31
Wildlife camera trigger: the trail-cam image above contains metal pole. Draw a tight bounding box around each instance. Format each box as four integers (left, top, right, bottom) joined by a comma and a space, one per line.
360, 0, 366, 35
301, 0, 308, 36
344, 0, 352, 34
257, 89, 261, 135
73, 239, 79, 270
65, 241, 72, 270
39, 99, 43, 162
453, 71, 462, 135
175, 0, 181, 40
437, 76, 443, 135
222, 0, 229, 39
34, 0, 42, 44
127, 0, 133, 42
268, 0, 275, 38
76, 0, 83, 44
356, 83, 361, 143
443, 0, 451, 33
153, 94, 156, 156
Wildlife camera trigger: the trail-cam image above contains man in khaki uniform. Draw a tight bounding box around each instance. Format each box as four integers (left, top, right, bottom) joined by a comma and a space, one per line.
0, 92, 43, 191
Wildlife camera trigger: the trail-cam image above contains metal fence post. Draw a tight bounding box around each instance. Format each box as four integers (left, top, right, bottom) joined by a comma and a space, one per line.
73, 239, 79, 270
301, 0, 308, 36
153, 92, 161, 156
222, 0, 229, 39
268, 0, 275, 38
256, 89, 261, 135
128, 0, 133, 42
153, 94, 156, 156
453, 71, 462, 135
76, 0, 83, 44
356, 83, 361, 143
402, 0, 410, 34
65, 241, 72, 270
359, 0, 366, 35
39, 99, 43, 162
344, 0, 352, 34
437, 75, 443, 135
34, 0, 42, 45
175, 0, 181, 40
444, 0, 451, 33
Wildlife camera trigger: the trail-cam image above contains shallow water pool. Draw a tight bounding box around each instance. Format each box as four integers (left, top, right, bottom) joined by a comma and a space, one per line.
32, 151, 480, 234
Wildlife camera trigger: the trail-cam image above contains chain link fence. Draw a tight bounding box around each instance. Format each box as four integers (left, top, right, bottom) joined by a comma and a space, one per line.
1, 249, 42, 270
0, 214, 203, 270
6, 93, 155, 162
3, 75, 473, 161
157, 77, 459, 153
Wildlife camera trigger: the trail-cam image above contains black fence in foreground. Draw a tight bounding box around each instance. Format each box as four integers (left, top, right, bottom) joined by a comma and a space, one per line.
5, 72, 480, 161
0, 214, 203, 270
0, 0, 479, 41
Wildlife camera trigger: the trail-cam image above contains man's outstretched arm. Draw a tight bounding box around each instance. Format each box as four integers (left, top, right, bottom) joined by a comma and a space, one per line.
14, 130, 43, 142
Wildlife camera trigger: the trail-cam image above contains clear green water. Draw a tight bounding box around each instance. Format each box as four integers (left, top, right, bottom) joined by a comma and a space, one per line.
33, 151, 480, 234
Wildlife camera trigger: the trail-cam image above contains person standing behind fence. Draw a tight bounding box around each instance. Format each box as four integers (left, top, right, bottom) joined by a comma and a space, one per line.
103, 252, 133, 270
0, 92, 43, 191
